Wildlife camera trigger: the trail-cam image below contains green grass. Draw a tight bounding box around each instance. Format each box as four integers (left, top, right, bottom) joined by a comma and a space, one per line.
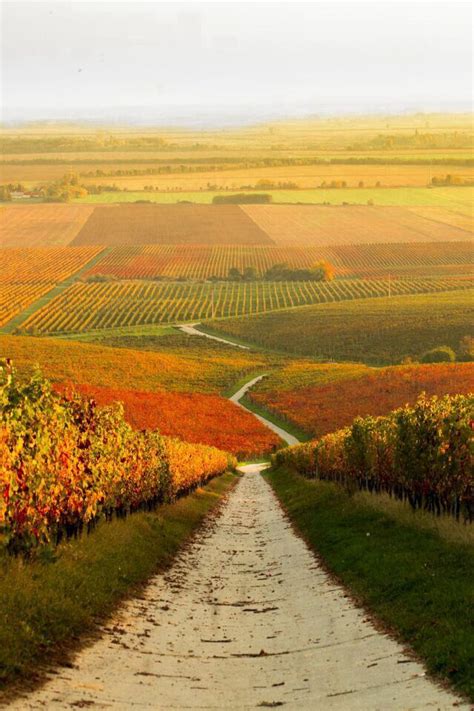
206, 289, 474, 365
0, 471, 237, 693
73, 186, 473, 210
266, 466, 474, 701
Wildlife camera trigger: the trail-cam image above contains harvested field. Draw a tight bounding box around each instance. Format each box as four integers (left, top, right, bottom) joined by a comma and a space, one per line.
72, 204, 273, 246
0, 204, 94, 247
84, 242, 473, 280
242, 205, 473, 245
19, 277, 473, 334
407, 206, 474, 233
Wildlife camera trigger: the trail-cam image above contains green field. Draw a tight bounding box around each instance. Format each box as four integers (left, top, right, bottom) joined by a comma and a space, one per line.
205, 289, 474, 364
73, 186, 474, 209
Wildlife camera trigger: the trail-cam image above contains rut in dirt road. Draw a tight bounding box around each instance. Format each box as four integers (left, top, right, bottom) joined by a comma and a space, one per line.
9, 466, 466, 710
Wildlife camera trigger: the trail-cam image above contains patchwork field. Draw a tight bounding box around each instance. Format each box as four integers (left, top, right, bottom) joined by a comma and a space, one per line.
242, 204, 473, 245
71, 204, 273, 246
206, 289, 474, 364
249, 363, 474, 438
56, 383, 280, 457
1, 202, 472, 250
0, 204, 94, 247
83, 242, 473, 280
0, 246, 102, 327
17, 277, 472, 335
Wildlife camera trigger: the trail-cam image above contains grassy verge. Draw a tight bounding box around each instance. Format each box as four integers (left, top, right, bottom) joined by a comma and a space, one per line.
266, 466, 474, 701
0, 471, 237, 694
240, 394, 311, 443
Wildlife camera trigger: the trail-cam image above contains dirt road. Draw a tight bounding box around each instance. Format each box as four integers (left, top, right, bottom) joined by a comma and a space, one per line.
9, 465, 465, 710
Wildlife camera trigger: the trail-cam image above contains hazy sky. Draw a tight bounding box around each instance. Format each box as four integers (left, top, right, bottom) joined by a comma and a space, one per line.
1, 0, 472, 124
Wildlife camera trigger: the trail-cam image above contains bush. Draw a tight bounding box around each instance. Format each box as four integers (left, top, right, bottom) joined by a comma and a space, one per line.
212, 193, 272, 204
421, 346, 456, 363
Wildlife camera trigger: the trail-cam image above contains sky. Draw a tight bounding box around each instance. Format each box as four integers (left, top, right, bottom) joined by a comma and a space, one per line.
1, 0, 472, 125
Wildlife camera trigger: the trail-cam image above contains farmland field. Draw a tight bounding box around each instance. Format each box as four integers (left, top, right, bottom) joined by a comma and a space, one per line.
2, 160, 473, 189
72, 186, 474, 209
71, 204, 273, 246
248, 362, 474, 438
205, 289, 474, 364
82, 242, 473, 280
241, 205, 473, 244
3, 202, 472, 248
0, 204, 94, 247
17, 277, 472, 335
57, 383, 280, 457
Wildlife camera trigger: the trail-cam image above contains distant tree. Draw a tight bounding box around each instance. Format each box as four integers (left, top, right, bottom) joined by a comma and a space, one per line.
421, 346, 456, 363
311, 260, 334, 281
243, 266, 259, 281
458, 335, 474, 361
228, 267, 243, 281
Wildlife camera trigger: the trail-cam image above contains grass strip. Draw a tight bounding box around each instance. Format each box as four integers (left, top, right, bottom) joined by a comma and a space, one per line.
0, 471, 237, 693
265, 466, 474, 701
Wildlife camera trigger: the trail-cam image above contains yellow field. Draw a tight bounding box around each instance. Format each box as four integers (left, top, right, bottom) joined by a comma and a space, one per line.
2, 162, 472, 190
0, 204, 94, 247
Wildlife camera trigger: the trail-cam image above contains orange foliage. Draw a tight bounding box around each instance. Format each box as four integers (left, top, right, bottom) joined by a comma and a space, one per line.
251, 363, 474, 438
56, 383, 280, 458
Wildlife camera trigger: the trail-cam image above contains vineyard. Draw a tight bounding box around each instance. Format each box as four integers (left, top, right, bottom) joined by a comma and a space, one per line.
56, 382, 280, 457
208, 290, 474, 364
273, 393, 474, 521
82, 242, 473, 280
249, 362, 474, 438
0, 362, 235, 553
17, 277, 473, 334
0, 246, 102, 327
0, 334, 272, 394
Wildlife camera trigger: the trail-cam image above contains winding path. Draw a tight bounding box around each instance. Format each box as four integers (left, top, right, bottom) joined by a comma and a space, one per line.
10, 466, 466, 710
229, 375, 299, 446
177, 323, 250, 349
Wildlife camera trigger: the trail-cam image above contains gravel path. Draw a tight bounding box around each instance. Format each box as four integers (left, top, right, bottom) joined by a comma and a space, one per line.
8, 466, 465, 710
177, 323, 250, 349
229, 375, 299, 446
